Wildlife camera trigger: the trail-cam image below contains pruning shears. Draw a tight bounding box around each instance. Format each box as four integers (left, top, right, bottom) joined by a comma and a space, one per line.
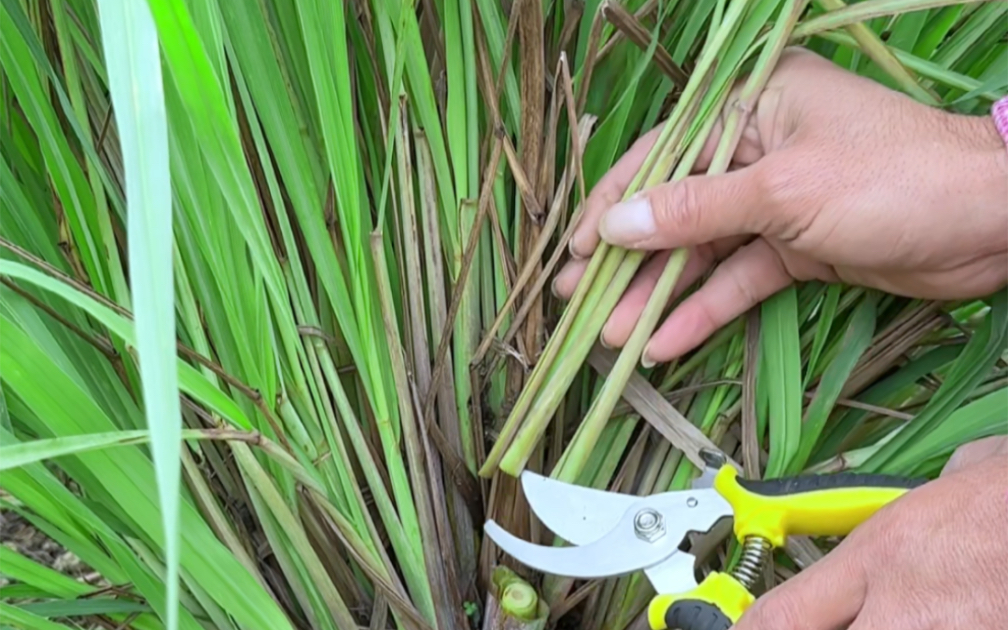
484, 448, 926, 630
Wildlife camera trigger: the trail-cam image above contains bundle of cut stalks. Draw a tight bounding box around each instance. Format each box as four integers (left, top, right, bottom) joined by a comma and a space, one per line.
1, 1, 1005, 630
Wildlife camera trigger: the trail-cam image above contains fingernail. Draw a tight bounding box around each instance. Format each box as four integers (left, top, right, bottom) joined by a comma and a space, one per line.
551, 276, 561, 298
599, 196, 655, 244
599, 326, 613, 350
641, 345, 656, 368
568, 236, 584, 260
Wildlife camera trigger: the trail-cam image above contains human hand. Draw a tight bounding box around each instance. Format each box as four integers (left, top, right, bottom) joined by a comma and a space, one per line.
733, 449, 1008, 629
941, 434, 1008, 477
554, 48, 1008, 365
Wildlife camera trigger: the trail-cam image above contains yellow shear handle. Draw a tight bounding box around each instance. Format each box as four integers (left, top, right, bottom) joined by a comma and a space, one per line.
713, 466, 928, 548
648, 572, 753, 630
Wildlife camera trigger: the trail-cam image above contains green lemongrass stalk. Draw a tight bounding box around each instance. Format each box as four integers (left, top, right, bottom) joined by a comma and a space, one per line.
444, 0, 483, 474
493, 567, 543, 621
545, 225, 693, 483
565, 330, 687, 477
231, 443, 358, 630
486, 567, 549, 630
480, 0, 752, 477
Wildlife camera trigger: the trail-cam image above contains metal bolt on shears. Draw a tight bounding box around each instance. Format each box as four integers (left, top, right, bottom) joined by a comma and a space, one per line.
485, 448, 926, 630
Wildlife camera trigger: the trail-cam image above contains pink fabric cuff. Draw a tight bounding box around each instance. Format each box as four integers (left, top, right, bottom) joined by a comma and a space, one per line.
993, 95, 1008, 148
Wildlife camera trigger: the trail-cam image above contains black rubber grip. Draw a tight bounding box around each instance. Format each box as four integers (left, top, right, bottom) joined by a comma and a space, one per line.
665, 600, 732, 630
736, 472, 927, 497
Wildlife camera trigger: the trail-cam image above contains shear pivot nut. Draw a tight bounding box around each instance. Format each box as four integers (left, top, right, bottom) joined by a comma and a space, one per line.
699, 448, 727, 469
633, 508, 665, 542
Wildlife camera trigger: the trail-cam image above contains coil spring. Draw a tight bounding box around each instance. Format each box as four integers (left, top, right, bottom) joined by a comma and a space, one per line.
731, 536, 772, 590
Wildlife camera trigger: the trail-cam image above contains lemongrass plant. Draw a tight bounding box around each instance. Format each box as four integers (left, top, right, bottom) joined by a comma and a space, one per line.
1, 1, 1006, 630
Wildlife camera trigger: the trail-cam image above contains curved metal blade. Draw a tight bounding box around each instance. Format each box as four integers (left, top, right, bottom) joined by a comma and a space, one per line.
644, 551, 700, 595
485, 488, 731, 580
691, 466, 719, 491
520, 471, 640, 545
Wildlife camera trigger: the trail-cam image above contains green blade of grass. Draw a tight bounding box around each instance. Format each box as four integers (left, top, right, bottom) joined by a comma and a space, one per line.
0, 427, 293, 473
0, 317, 293, 630
49, 1, 130, 306
804, 0, 940, 104
931, 1, 1006, 69
0, 2, 111, 297
0, 602, 78, 630
860, 291, 1008, 473
797, 0, 973, 39
14, 599, 151, 619
1, 429, 153, 470
95, 2, 181, 628
803, 283, 842, 388
815, 30, 1002, 99
812, 343, 964, 462
0, 548, 94, 599
760, 285, 803, 478
788, 293, 877, 474
913, 5, 966, 58
894, 387, 1008, 473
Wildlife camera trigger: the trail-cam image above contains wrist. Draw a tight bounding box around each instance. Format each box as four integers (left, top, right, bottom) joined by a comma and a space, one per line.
944, 104, 1008, 285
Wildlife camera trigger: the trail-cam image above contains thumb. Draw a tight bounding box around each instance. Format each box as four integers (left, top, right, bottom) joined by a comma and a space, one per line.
733, 540, 866, 630
597, 164, 774, 250
941, 435, 1008, 477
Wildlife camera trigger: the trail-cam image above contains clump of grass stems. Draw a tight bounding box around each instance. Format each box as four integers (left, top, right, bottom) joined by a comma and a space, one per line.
481, 0, 809, 480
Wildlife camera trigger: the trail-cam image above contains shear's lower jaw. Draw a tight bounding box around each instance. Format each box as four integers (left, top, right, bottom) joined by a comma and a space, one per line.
643, 550, 703, 596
